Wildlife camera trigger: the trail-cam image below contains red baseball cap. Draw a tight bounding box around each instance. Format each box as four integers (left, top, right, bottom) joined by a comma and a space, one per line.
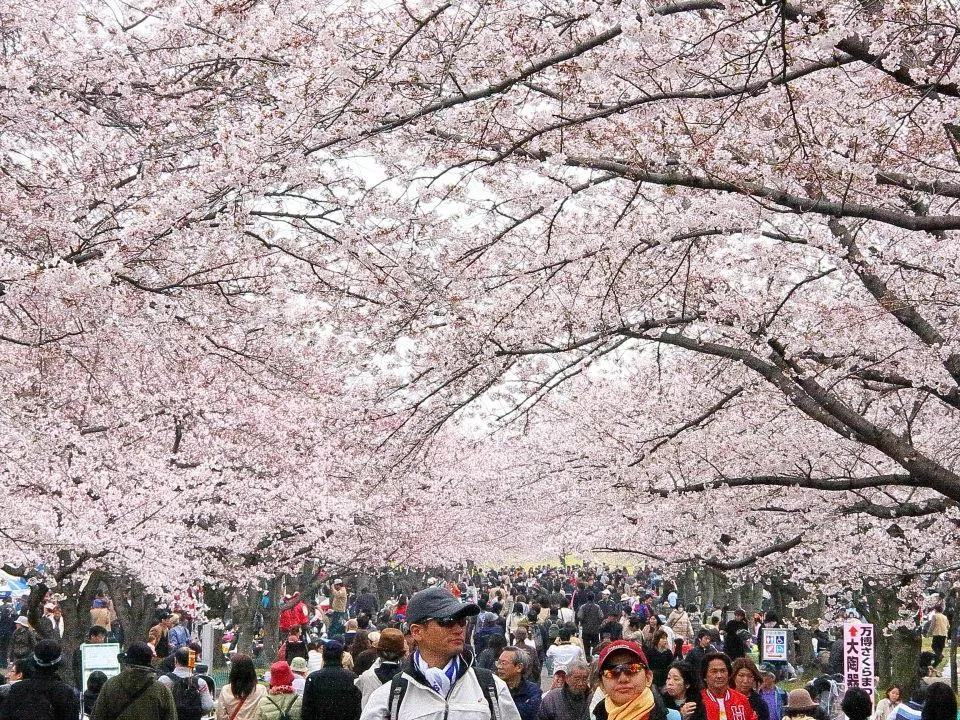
597, 640, 649, 669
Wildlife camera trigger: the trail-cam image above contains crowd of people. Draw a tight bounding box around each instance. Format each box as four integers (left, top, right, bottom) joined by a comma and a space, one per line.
0, 564, 955, 720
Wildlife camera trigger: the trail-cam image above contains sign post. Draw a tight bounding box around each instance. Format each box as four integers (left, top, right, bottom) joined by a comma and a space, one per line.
760, 627, 790, 662
843, 620, 875, 697
80, 642, 121, 689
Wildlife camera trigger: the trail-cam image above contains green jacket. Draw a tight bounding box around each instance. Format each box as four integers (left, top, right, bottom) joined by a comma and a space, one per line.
257, 691, 302, 720
90, 665, 177, 720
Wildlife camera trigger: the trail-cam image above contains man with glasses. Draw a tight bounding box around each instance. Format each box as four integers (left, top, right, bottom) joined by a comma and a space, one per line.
497, 647, 542, 720
360, 586, 522, 720
537, 660, 591, 720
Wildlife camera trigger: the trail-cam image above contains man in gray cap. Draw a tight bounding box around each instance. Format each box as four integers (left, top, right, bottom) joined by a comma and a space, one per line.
360, 586, 521, 720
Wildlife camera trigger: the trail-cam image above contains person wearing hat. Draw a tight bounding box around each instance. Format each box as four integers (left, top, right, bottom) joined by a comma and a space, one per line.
781, 689, 824, 720
359, 586, 521, 720
599, 590, 620, 621
300, 640, 360, 720
356, 628, 406, 708
7, 616, 35, 663
89, 641, 175, 720
700, 653, 757, 720
757, 666, 787, 720
257, 661, 303, 719
291, 656, 309, 695
0, 639, 78, 720
593, 639, 668, 720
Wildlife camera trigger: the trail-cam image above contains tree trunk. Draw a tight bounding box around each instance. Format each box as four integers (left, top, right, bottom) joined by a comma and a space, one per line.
870, 583, 921, 690
679, 566, 697, 608
59, 570, 104, 689
947, 587, 959, 692
703, 568, 715, 610
233, 586, 261, 658
260, 576, 284, 663
105, 573, 158, 646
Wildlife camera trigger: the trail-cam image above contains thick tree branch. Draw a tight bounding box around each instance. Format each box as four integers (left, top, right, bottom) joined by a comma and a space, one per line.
637, 330, 960, 501
829, 219, 960, 385
594, 533, 804, 571
877, 172, 960, 199
651, 473, 913, 495
564, 157, 960, 232
841, 498, 955, 518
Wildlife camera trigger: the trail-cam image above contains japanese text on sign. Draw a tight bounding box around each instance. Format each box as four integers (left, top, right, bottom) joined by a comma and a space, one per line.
843, 621, 875, 695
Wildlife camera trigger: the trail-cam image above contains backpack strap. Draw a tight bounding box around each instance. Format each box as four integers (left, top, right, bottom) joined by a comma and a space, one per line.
387, 674, 409, 720
114, 679, 156, 719
473, 668, 502, 720
267, 694, 295, 719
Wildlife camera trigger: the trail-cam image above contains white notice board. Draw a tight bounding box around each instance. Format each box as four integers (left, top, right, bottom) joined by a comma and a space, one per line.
760, 628, 789, 661
80, 643, 121, 688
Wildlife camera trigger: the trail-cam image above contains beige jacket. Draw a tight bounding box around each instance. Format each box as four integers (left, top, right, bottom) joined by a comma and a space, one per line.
216, 683, 267, 720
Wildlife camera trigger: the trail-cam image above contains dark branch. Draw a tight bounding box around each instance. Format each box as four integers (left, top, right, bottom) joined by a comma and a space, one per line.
651, 473, 913, 495
841, 498, 955, 519
594, 533, 804, 571
564, 157, 960, 232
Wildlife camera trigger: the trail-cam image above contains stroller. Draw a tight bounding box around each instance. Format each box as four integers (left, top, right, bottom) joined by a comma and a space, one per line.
807, 674, 844, 719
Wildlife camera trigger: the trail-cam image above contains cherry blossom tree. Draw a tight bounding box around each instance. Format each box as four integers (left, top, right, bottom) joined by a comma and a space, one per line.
4, 0, 960, 690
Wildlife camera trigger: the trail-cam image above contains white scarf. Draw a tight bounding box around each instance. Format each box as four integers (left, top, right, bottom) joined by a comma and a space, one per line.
413, 650, 459, 697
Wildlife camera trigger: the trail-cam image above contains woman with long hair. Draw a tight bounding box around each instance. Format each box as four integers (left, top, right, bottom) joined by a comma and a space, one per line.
216, 654, 266, 720
506, 602, 526, 642
663, 661, 706, 720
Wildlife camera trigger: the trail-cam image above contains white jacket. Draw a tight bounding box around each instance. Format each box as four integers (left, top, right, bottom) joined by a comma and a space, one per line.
359, 662, 522, 720
356, 659, 403, 709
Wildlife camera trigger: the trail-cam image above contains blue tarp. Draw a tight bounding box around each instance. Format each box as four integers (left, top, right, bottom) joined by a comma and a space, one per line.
0, 571, 30, 597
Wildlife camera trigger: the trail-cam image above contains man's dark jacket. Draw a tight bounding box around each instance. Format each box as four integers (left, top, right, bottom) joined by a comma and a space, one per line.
0, 671, 80, 720
301, 663, 361, 720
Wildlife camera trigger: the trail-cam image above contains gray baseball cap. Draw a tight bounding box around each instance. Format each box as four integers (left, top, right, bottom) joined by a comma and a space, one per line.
406, 587, 480, 625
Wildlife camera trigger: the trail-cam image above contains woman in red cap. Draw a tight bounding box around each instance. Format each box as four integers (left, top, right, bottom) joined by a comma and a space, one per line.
594, 640, 668, 720
257, 660, 302, 719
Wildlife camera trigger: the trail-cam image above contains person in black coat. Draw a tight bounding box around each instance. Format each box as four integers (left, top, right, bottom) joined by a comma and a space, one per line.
722, 609, 749, 660
0, 640, 80, 720
301, 641, 361, 720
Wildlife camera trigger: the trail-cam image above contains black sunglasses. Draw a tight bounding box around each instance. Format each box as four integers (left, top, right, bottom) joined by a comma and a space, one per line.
427, 617, 467, 628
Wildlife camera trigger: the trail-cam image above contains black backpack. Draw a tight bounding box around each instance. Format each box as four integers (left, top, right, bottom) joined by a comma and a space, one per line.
164, 673, 203, 720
